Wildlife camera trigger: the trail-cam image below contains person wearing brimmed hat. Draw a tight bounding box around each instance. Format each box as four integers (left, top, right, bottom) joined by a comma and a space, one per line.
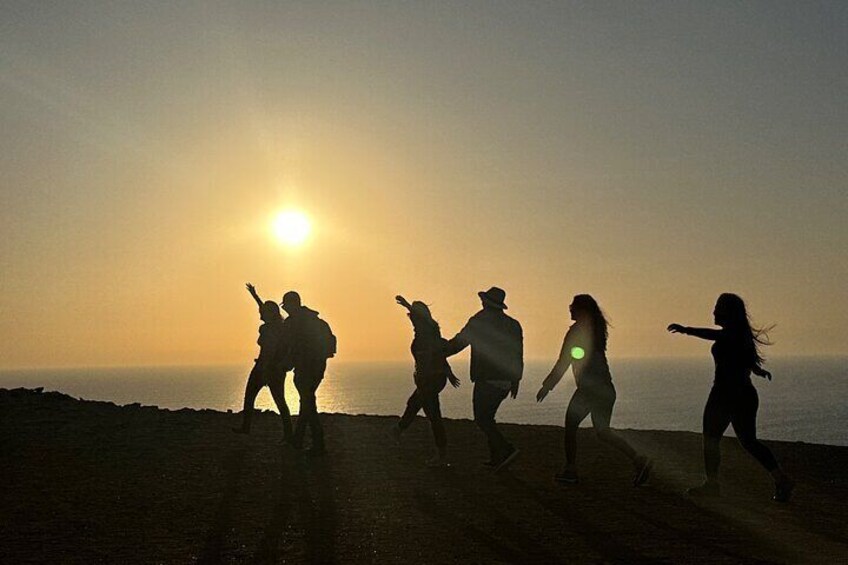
446, 286, 523, 472
232, 283, 293, 440
390, 295, 460, 466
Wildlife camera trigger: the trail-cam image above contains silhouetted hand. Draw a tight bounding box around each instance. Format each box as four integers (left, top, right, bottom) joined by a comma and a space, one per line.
448, 373, 461, 388
762, 370, 772, 381
754, 367, 773, 381
395, 295, 411, 309
667, 323, 686, 334
246, 282, 256, 294
536, 386, 549, 403
510, 381, 520, 399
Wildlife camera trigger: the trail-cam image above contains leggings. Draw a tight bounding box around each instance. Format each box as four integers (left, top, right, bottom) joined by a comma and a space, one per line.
398, 384, 447, 450
241, 362, 292, 438
564, 384, 637, 465
702, 385, 778, 478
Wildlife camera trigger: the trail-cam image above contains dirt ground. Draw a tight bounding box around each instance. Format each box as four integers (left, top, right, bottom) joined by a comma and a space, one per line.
1, 388, 846, 564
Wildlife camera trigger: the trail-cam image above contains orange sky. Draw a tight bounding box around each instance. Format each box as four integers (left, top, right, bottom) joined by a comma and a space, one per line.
1, 3, 846, 368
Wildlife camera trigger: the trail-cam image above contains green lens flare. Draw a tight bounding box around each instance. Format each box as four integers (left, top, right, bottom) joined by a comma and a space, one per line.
571, 346, 585, 360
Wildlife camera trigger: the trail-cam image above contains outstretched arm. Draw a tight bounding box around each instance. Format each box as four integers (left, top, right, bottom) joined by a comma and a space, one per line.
246, 283, 263, 308
537, 332, 572, 402
445, 321, 472, 357
667, 324, 722, 341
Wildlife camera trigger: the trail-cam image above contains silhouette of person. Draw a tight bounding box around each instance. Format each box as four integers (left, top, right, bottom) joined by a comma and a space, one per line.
233, 283, 293, 440
281, 291, 335, 456
537, 295, 652, 485
391, 295, 460, 466
668, 293, 794, 502
446, 287, 523, 472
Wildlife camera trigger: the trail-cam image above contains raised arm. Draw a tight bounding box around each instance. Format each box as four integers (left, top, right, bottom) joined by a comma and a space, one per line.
667, 324, 722, 341
246, 282, 263, 308
395, 294, 412, 311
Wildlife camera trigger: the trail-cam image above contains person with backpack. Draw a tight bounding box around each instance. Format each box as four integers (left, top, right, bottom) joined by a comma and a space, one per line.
446, 287, 523, 472
281, 290, 336, 456
391, 295, 460, 467
668, 293, 794, 502
232, 283, 293, 441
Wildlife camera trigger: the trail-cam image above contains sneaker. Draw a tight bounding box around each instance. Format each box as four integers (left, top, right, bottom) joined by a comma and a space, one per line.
633, 456, 653, 487
554, 468, 579, 484
687, 481, 720, 498
494, 448, 520, 473
773, 478, 794, 503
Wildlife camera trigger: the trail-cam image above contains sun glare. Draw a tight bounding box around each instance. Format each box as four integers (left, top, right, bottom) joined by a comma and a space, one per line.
272, 210, 311, 247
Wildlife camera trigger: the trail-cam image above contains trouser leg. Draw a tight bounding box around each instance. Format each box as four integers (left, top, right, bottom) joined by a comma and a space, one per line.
590, 385, 638, 461
239, 364, 265, 431
703, 388, 732, 480
267, 374, 293, 440
564, 389, 591, 466
731, 386, 778, 472
473, 382, 511, 461
398, 390, 423, 431
420, 390, 447, 451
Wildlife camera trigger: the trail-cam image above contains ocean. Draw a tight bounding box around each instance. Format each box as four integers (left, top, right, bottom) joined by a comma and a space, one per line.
1, 357, 846, 446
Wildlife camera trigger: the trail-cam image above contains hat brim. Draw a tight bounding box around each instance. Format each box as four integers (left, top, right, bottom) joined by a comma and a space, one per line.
478, 291, 507, 309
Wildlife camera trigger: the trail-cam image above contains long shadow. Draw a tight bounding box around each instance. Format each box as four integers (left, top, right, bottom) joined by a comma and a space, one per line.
412, 468, 564, 564
497, 472, 776, 563
297, 456, 338, 564
249, 452, 338, 565
198, 447, 248, 565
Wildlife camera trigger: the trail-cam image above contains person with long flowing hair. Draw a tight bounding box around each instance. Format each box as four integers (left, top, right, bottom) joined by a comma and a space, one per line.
391, 295, 460, 466
537, 294, 652, 485
668, 293, 793, 502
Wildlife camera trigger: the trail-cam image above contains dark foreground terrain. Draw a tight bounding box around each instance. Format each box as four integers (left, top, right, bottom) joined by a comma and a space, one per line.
1, 388, 847, 564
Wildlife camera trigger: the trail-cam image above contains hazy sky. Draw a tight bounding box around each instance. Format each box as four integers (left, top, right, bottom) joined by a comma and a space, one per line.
1, 1, 846, 368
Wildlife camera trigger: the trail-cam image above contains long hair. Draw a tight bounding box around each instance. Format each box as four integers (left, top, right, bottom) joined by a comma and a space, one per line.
260, 300, 282, 322
572, 294, 610, 352
716, 293, 773, 366
409, 301, 441, 336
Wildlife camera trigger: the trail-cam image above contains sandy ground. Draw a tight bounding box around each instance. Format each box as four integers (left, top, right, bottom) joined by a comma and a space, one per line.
1, 388, 847, 564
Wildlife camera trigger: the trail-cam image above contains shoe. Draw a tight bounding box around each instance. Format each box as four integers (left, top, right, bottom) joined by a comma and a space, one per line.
555, 468, 579, 484
633, 456, 653, 487
687, 481, 720, 498
494, 448, 520, 473
773, 478, 794, 503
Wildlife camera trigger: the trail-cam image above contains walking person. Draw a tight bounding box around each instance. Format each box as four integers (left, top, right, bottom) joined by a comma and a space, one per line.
281, 291, 336, 456
391, 295, 460, 467
536, 295, 652, 485
668, 293, 793, 502
233, 283, 293, 441
446, 287, 523, 472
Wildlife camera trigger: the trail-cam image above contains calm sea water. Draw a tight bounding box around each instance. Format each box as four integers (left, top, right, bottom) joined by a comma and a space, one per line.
2, 357, 846, 446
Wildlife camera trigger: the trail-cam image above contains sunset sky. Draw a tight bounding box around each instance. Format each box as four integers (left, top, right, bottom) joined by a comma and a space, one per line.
1, 2, 846, 369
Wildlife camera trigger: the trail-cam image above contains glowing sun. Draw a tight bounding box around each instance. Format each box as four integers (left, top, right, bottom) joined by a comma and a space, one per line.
271, 210, 311, 246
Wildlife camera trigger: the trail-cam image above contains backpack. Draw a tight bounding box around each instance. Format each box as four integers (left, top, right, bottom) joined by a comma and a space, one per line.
317, 318, 337, 359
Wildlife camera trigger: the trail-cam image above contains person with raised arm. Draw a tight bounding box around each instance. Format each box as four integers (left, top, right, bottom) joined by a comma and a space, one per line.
233, 283, 293, 441
668, 293, 793, 502
390, 295, 460, 467
537, 294, 652, 486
